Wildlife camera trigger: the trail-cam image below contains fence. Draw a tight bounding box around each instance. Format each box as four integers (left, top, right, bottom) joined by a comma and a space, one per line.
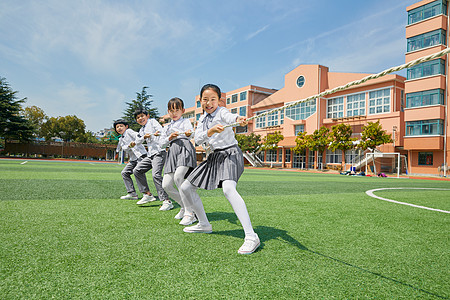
3, 140, 117, 160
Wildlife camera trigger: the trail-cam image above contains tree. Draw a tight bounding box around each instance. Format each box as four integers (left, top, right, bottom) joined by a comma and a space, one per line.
23, 105, 48, 139
307, 126, 331, 169
358, 121, 392, 152
41, 115, 87, 142
236, 133, 261, 153
0, 77, 34, 142
76, 131, 99, 143
293, 131, 310, 154
123, 86, 159, 131
260, 131, 284, 152
328, 123, 356, 168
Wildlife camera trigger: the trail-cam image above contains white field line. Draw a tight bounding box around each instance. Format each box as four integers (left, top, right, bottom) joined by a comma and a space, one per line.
366, 188, 450, 214
20, 161, 28, 165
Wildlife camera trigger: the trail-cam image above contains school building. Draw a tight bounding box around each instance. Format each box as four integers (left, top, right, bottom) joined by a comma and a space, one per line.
174, 0, 449, 176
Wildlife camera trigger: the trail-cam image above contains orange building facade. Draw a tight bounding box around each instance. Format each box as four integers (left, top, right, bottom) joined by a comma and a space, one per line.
404, 0, 449, 176
173, 0, 448, 176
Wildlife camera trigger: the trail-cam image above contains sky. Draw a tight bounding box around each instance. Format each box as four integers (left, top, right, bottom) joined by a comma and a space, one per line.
1, 0, 419, 133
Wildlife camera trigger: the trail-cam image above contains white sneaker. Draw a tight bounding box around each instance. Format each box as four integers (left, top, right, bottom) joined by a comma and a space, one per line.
159, 200, 174, 211
136, 194, 156, 205
179, 214, 197, 226
120, 194, 138, 200
238, 234, 260, 255
183, 223, 212, 233
174, 209, 185, 219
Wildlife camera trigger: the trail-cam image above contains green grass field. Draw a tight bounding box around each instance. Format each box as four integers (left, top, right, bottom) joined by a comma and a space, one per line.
1, 159, 449, 299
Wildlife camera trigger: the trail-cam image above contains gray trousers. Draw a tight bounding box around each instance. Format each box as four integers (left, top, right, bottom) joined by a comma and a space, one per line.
121, 158, 142, 196
133, 151, 169, 200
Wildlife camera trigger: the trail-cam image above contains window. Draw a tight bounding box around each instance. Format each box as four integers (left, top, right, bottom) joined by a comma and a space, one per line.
285, 149, 291, 163
407, 29, 446, 52
408, 0, 447, 25
296, 76, 305, 88
327, 97, 344, 119
317, 151, 323, 169
196, 113, 201, 121
418, 152, 433, 165
406, 119, 444, 136
346, 93, 366, 117
266, 150, 277, 162
285, 99, 316, 120
196, 101, 201, 108
278, 150, 282, 162
231, 108, 237, 114
267, 111, 279, 127
308, 150, 315, 169
345, 149, 358, 165
183, 111, 195, 119
369, 88, 390, 115
255, 110, 284, 128
407, 59, 445, 80
255, 111, 267, 128
239, 106, 247, 117
294, 125, 304, 136
235, 125, 247, 134
226, 98, 230, 105
240, 91, 247, 101
406, 89, 444, 108
326, 149, 342, 164
293, 150, 306, 168
401, 90, 405, 112
231, 94, 238, 103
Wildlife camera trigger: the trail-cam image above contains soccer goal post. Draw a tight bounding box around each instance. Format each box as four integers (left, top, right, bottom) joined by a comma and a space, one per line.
365, 152, 408, 178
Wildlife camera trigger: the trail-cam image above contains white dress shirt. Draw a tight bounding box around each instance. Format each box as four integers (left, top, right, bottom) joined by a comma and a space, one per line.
195, 106, 239, 151
160, 117, 194, 148
135, 118, 165, 157
116, 128, 147, 161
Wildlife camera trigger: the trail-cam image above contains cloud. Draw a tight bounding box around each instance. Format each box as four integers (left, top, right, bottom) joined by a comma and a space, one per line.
285, 2, 409, 73
27, 1, 166, 73
1, 0, 215, 75
246, 25, 270, 41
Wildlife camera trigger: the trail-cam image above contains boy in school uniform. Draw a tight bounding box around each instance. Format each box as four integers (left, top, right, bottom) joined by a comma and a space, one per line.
132, 109, 173, 211
114, 119, 148, 200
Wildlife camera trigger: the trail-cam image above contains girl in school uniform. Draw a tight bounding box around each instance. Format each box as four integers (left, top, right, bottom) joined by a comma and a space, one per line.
179, 84, 260, 255
161, 98, 198, 226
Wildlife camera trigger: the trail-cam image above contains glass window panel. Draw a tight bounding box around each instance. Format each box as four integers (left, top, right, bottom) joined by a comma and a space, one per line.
369, 88, 390, 114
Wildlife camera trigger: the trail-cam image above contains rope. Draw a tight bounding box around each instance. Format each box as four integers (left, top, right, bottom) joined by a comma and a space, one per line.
225, 47, 450, 128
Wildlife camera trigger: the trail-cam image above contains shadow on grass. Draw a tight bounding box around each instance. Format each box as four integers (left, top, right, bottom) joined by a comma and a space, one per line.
206, 211, 240, 225
214, 224, 447, 299
212, 225, 308, 252
137, 199, 181, 209
137, 203, 161, 208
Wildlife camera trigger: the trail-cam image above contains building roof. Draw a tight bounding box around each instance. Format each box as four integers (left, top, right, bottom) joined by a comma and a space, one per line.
251, 65, 405, 110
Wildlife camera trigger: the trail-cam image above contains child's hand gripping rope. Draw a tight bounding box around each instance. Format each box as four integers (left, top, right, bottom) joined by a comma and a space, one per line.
143, 131, 161, 139
208, 116, 247, 137
168, 130, 192, 141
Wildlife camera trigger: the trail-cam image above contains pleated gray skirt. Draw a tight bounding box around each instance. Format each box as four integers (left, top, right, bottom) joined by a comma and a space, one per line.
187, 144, 244, 190
164, 138, 197, 174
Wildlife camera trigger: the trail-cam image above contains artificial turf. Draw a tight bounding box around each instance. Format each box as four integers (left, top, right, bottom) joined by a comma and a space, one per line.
0, 159, 449, 299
